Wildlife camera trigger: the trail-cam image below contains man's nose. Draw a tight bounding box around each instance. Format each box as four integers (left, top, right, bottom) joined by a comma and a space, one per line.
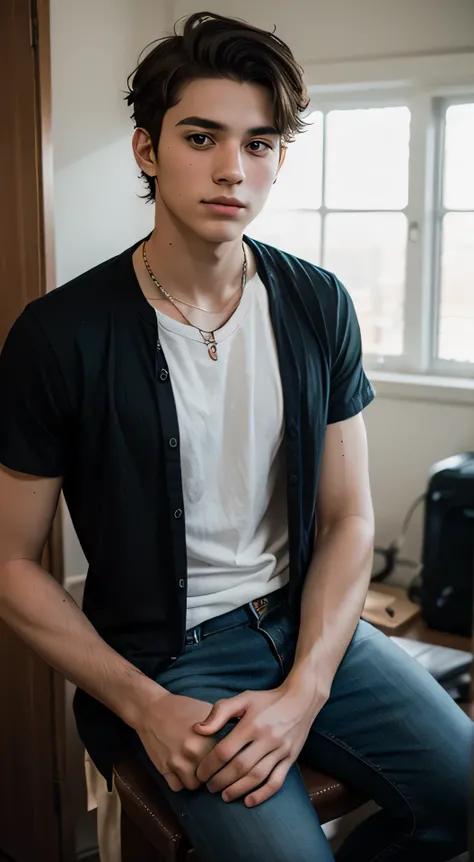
212, 144, 245, 185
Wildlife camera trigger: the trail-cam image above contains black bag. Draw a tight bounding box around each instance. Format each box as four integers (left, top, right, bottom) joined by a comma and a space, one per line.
419, 452, 474, 637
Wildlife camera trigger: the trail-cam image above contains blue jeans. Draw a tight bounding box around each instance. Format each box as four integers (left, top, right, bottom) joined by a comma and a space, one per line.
131, 587, 471, 861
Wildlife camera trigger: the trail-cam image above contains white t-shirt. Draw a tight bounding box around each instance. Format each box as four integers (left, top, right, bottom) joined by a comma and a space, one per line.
154, 272, 289, 630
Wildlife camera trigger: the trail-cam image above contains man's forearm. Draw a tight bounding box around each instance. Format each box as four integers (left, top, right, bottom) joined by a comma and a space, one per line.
0, 559, 166, 730
285, 515, 374, 701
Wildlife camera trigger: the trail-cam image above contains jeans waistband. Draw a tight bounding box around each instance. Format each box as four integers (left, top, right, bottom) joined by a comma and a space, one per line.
185, 585, 288, 645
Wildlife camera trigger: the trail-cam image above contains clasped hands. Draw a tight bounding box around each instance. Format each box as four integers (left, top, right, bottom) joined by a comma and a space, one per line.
139, 680, 327, 809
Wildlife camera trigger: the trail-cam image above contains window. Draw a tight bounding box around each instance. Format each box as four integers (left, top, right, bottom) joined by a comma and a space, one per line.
435, 102, 474, 366
248, 90, 474, 378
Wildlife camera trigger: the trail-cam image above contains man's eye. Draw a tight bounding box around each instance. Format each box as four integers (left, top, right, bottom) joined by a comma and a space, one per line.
187, 134, 212, 146
248, 141, 271, 153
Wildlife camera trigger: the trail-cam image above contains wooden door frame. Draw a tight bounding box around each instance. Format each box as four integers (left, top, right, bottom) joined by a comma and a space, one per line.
35, 0, 57, 302
35, 3, 75, 859
0, 0, 55, 344
1, 1, 73, 859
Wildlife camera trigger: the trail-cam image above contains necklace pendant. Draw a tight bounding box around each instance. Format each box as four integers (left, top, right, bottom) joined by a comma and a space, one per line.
208, 342, 218, 361
205, 331, 218, 361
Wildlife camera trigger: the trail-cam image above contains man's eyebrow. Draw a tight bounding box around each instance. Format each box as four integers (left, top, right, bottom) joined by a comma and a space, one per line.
175, 116, 279, 136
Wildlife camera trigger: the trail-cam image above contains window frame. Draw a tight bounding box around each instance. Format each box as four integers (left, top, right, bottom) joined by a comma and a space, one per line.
305, 93, 413, 370
265, 78, 474, 379
430, 95, 474, 377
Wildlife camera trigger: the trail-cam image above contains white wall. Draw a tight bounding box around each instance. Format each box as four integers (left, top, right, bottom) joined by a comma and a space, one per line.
174, 0, 474, 64
365, 394, 473, 582
51, 0, 171, 285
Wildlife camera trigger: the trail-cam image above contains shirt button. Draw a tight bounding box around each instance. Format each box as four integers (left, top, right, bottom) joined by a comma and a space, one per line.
169, 437, 178, 449
159, 369, 169, 382
173, 508, 183, 519
289, 473, 298, 485
178, 578, 185, 588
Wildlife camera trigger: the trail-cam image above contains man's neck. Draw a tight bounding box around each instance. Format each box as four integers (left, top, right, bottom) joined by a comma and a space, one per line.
138, 214, 253, 309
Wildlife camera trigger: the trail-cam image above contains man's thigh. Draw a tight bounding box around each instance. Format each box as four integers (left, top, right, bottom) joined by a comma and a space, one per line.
134, 746, 333, 862
130, 621, 333, 862
302, 621, 471, 833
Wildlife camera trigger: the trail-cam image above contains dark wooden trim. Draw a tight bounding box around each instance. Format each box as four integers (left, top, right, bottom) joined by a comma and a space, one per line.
0, 2, 74, 860
34, 5, 76, 859
34, 0, 56, 298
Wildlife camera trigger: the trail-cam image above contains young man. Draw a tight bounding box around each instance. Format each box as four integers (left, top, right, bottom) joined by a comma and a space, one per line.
0, 12, 470, 862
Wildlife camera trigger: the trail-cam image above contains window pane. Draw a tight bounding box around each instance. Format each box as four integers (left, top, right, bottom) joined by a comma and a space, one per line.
443, 103, 474, 210
324, 213, 407, 356
438, 213, 474, 363
248, 210, 321, 265
265, 111, 323, 210
325, 107, 411, 210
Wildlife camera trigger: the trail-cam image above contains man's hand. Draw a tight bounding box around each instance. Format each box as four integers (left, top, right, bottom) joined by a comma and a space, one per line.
193, 682, 327, 807
137, 692, 217, 792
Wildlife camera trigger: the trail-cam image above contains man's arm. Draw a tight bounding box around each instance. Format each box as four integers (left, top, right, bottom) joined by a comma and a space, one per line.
0, 465, 164, 729
0, 465, 216, 790
285, 412, 374, 700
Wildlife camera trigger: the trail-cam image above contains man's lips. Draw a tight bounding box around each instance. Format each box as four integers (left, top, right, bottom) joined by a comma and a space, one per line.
204, 197, 245, 207
202, 199, 245, 217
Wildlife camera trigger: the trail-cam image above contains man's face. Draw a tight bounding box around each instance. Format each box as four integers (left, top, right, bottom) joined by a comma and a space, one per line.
138, 78, 283, 243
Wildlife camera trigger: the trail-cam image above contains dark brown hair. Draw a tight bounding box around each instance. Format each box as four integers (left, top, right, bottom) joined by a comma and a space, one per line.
126, 11, 309, 202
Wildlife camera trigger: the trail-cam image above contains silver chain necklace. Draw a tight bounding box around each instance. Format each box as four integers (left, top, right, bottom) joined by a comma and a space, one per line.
142, 241, 248, 362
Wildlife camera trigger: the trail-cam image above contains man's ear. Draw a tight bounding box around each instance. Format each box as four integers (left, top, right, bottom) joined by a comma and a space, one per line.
132, 127, 157, 177
273, 143, 287, 183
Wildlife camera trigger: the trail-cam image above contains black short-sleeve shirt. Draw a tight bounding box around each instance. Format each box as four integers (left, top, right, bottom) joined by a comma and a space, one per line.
0, 236, 374, 783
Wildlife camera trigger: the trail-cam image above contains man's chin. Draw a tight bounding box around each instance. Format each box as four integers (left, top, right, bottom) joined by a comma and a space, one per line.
189, 221, 246, 244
